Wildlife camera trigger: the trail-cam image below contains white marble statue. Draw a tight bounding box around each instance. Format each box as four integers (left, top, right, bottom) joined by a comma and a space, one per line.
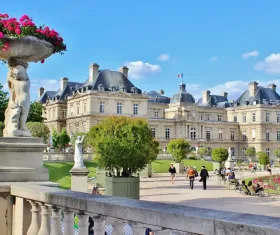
73, 135, 85, 168
3, 59, 32, 137
228, 147, 232, 157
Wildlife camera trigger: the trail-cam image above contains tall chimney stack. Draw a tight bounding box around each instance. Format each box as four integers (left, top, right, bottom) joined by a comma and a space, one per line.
119, 66, 129, 78
220, 92, 228, 99
60, 77, 68, 91
267, 84, 276, 92
249, 81, 258, 97
202, 90, 210, 104
38, 87, 45, 99
89, 63, 100, 82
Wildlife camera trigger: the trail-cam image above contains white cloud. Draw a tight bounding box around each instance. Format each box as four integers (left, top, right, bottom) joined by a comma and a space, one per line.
125, 61, 161, 79
209, 56, 218, 62
157, 54, 170, 61
242, 50, 259, 59
255, 53, 280, 75
31, 79, 60, 92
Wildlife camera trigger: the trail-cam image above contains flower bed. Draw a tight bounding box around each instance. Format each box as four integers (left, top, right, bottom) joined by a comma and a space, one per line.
252, 175, 280, 192
0, 13, 66, 62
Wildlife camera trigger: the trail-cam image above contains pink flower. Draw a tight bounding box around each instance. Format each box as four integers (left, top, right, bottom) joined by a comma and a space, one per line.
0, 32, 3, 38
15, 28, 21, 35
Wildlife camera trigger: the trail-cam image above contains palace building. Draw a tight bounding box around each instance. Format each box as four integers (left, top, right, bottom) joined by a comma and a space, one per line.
39, 63, 280, 160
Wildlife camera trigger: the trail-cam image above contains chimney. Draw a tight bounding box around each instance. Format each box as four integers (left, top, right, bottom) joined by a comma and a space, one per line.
119, 66, 129, 78
38, 87, 44, 99
220, 92, 228, 99
249, 81, 258, 97
202, 90, 210, 104
267, 84, 277, 92
89, 63, 100, 82
160, 89, 165, 95
60, 77, 68, 91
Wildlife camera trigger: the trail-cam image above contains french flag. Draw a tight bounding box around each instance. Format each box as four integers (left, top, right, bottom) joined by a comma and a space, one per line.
178, 73, 183, 78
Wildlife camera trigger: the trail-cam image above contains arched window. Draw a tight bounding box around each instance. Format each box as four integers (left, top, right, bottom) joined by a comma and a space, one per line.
242, 147, 246, 157
190, 127, 196, 140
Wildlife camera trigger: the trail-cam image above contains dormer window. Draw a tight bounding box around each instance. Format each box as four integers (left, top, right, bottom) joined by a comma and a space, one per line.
110, 85, 116, 92
120, 86, 127, 92
131, 87, 138, 94
98, 84, 104, 92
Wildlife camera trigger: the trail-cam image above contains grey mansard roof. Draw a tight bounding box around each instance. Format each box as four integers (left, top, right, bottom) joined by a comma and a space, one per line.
170, 83, 195, 104
196, 95, 231, 108
146, 91, 170, 104
235, 86, 280, 106
39, 69, 141, 103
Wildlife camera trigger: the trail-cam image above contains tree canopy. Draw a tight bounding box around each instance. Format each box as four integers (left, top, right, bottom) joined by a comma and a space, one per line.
26, 122, 50, 142
274, 148, 280, 158
211, 147, 228, 163
87, 116, 157, 176
0, 82, 8, 123
166, 139, 190, 163
27, 101, 44, 122
198, 147, 208, 158
245, 147, 256, 159
52, 128, 70, 151
257, 152, 269, 166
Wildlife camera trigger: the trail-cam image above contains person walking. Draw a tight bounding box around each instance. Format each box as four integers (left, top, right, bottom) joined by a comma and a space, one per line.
169, 164, 176, 184
200, 166, 209, 190
186, 166, 196, 189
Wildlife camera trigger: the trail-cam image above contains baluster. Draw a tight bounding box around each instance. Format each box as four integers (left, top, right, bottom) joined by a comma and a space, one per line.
111, 219, 124, 235
63, 208, 74, 235
131, 223, 146, 235
93, 217, 106, 234
38, 203, 51, 235
27, 200, 40, 235
77, 212, 88, 235
50, 205, 63, 235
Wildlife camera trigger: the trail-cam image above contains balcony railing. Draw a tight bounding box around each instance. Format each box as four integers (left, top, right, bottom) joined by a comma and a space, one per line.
7, 184, 280, 235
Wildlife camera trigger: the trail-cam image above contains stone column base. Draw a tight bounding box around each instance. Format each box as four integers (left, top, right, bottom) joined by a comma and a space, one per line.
69, 168, 89, 193
0, 137, 49, 182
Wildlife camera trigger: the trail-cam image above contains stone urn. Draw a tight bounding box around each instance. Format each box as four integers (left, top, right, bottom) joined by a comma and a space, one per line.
0, 36, 54, 137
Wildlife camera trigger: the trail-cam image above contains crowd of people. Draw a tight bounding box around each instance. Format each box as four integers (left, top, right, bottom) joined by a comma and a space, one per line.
168, 164, 209, 190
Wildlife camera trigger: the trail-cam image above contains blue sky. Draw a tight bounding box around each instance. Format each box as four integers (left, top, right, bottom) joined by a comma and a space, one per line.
1, 0, 280, 101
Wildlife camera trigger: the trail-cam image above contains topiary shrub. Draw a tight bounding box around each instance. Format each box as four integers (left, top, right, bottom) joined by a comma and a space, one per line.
212, 147, 228, 163
257, 152, 269, 166
167, 139, 191, 163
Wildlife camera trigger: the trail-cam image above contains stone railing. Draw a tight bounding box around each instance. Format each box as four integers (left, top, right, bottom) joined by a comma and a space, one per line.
8, 184, 280, 235
43, 152, 93, 162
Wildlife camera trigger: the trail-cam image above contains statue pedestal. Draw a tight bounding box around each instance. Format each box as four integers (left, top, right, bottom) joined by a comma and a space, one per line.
69, 168, 89, 193
0, 137, 49, 182
225, 156, 235, 170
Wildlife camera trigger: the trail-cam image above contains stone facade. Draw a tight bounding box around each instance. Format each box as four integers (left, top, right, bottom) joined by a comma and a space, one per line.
39, 63, 280, 160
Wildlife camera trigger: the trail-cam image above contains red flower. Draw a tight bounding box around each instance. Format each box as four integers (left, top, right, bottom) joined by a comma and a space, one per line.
0, 32, 3, 38
41, 59, 45, 63
15, 28, 21, 35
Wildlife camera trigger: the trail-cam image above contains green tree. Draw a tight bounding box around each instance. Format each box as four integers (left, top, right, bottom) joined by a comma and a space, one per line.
212, 147, 228, 163
0, 121, 4, 137
274, 148, 280, 159
245, 147, 256, 161
59, 128, 70, 150
198, 147, 208, 159
27, 101, 44, 122
26, 122, 50, 142
87, 116, 157, 176
52, 129, 60, 150
166, 139, 191, 163
257, 152, 269, 166
0, 82, 8, 122
149, 139, 160, 162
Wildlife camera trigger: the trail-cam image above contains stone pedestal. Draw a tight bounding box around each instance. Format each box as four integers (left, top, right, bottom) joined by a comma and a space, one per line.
0, 137, 49, 182
225, 156, 234, 169
69, 168, 89, 193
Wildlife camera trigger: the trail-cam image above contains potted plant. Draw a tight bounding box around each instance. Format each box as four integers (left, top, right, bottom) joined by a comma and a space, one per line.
0, 13, 66, 137
211, 147, 228, 171
87, 116, 157, 199
257, 152, 269, 171
166, 139, 190, 174
245, 147, 256, 162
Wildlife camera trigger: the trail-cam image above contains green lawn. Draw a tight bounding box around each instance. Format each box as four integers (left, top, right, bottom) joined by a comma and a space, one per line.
152, 159, 213, 173
44, 161, 97, 189
44, 159, 213, 189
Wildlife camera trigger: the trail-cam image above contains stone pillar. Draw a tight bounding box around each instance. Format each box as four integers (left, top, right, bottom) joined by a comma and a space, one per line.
93, 217, 106, 234
77, 213, 88, 235
63, 209, 74, 235
26, 200, 40, 235
131, 223, 146, 235
49, 206, 63, 235
37, 203, 50, 235
69, 168, 89, 192
111, 220, 124, 235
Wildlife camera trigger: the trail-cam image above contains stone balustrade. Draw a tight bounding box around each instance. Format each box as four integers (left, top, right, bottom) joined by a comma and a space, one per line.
7, 184, 280, 235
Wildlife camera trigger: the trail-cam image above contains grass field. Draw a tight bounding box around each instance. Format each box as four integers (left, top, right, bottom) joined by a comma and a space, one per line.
44, 159, 213, 189
44, 161, 97, 189
152, 159, 213, 173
